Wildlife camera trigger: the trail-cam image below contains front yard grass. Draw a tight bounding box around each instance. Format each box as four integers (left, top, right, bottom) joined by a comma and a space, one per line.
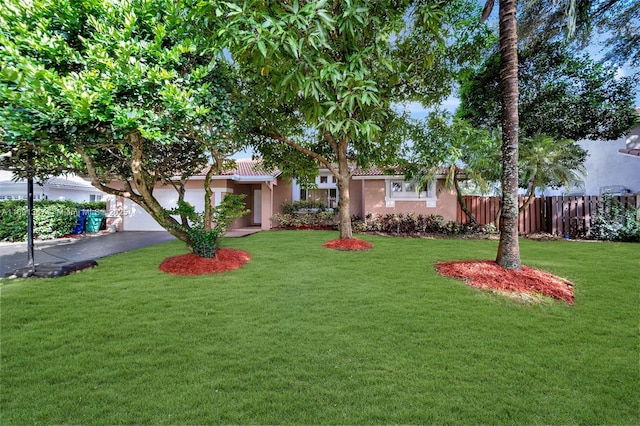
1, 231, 637, 424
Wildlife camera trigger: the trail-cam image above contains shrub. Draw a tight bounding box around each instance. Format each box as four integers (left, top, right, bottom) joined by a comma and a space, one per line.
0, 200, 82, 241
590, 194, 640, 242
351, 215, 367, 233
281, 200, 329, 214
271, 210, 336, 229
76, 201, 107, 210
353, 213, 492, 237
363, 213, 447, 235
168, 194, 249, 258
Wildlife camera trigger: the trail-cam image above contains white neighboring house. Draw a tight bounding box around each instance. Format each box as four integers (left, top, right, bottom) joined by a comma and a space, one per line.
0, 170, 106, 203
542, 114, 640, 197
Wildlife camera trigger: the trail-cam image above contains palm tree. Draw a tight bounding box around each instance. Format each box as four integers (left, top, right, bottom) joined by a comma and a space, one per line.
480, 0, 584, 269
519, 134, 586, 211
480, 0, 521, 269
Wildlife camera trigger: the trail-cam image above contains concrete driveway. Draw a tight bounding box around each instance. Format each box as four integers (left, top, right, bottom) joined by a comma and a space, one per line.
0, 231, 176, 278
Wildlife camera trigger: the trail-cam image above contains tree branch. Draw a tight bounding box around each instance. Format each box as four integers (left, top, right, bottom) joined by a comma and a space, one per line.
256, 127, 338, 175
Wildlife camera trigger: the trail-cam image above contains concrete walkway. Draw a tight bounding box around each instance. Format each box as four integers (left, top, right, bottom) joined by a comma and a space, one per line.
0, 228, 261, 278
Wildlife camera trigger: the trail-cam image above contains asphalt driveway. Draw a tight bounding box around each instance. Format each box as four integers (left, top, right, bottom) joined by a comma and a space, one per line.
0, 231, 176, 278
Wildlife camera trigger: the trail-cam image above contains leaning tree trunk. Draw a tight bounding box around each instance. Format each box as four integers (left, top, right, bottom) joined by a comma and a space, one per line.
453, 175, 477, 224
496, 0, 521, 270
336, 139, 353, 239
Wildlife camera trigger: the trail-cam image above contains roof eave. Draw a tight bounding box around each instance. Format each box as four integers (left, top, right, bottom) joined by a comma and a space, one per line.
352, 174, 447, 180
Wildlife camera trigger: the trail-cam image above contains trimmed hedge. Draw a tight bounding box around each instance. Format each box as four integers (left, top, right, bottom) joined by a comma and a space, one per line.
0, 200, 106, 242
281, 200, 332, 215
270, 209, 496, 237
352, 213, 494, 236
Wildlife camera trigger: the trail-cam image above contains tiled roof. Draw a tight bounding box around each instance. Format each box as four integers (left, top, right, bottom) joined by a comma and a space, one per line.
618, 148, 640, 157
196, 159, 279, 178
351, 165, 394, 176
47, 176, 96, 189
352, 165, 452, 176
195, 159, 453, 179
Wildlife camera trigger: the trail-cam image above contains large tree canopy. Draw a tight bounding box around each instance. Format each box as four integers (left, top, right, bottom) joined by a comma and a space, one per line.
404, 114, 501, 224
209, 0, 493, 239
0, 0, 248, 252
457, 40, 638, 141
518, 0, 640, 67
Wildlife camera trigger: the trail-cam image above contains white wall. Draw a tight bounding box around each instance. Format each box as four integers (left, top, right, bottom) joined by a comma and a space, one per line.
543, 124, 640, 196
0, 173, 106, 202
122, 188, 210, 231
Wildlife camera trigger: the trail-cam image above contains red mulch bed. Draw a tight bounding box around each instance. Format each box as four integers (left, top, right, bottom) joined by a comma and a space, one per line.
435, 260, 574, 304
323, 238, 373, 251
159, 248, 250, 276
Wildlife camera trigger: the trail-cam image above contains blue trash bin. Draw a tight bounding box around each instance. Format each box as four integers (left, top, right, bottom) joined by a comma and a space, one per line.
71, 210, 88, 234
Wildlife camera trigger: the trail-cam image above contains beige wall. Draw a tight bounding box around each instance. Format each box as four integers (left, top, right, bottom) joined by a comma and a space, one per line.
229, 184, 253, 228
349, 179, 363, 217
272, 178, 293, 216
356, 179, 458, 221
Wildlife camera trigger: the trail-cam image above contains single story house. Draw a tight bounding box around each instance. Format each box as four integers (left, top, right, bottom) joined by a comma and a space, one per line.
0, 170, 106, 203
108, 159, 458, 232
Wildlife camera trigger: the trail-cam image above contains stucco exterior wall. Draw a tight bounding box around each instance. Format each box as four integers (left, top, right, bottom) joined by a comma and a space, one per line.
271, 178, 294, 215
349, 179, 363, 217
229, 184, 253, 228
543, 124, 640, 196
357, 179, 458, 221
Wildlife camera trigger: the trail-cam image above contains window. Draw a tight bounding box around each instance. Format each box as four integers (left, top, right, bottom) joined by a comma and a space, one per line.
385, 178, 436, 207
90, 194, 103, 202
390, 180, 421, 198
329, 188, 337, 208
319, 176, 328, 184
2, 194, 26, 200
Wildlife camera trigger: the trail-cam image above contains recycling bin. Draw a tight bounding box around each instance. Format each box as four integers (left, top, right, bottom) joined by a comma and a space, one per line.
84, 210, 106, 233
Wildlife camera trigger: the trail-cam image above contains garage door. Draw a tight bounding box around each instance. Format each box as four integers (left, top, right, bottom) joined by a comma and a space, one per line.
122, 189, 207, 231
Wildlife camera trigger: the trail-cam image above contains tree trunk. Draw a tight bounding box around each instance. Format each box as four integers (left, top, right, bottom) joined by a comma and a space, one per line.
78, 135, 192, 246
496, 0, 521, 270
519, 178, 540, 214
336, 139, 353, 239
453, 175, 477, 224
203, 156, 223, 232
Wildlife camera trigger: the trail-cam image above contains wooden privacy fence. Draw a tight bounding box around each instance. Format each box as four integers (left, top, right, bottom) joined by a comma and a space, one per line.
457, 194, 638, 237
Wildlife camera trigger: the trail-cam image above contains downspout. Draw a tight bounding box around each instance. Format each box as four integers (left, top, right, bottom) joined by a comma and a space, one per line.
267, 179, 277, 230
361, 179, 365, 218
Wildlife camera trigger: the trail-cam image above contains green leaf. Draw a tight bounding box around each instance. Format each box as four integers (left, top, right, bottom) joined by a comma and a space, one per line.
257, 39, 267, 57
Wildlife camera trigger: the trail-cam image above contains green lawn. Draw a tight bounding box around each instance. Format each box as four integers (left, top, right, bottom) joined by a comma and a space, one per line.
1, 231, 637, 424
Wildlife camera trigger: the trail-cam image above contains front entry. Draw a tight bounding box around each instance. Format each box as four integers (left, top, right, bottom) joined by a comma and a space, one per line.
252, 189, 262, 225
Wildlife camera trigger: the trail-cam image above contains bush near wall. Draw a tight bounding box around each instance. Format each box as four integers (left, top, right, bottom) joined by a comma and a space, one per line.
281, 200, 335, 215
270, 211, 337, 230
0, 200, 106, 242
353, 213, 495, 237
589, 194, 640, 242
271, 207, 495, 237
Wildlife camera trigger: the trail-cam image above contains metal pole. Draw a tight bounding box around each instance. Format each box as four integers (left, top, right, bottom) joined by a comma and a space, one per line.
27, 175, 35, 268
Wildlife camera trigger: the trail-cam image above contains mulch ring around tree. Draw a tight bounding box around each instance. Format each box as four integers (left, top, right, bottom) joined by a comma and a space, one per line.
159, 248, 250, 276
435, 260, 574, 304
323, 237, 373, 251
